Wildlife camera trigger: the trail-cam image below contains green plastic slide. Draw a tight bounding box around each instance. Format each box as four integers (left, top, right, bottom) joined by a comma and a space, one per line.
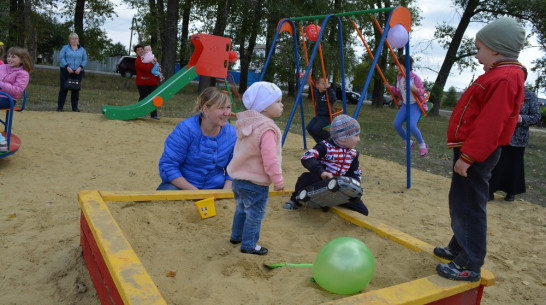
102, 66, 198, 120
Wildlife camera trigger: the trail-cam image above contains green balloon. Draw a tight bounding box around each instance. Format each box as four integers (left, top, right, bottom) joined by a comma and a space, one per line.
312, 237, 375, 294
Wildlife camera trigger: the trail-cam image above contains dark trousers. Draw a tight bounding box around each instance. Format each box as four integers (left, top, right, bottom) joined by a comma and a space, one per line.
57, 67, 84, 111
489, 145, 526, 195
447, 147, 500, 271
137, 85, 158, 118
306, 116, 331, 143
290, 172, 368, 216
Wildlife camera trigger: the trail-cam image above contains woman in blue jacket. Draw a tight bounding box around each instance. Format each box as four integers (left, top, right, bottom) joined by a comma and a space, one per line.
57, 33, 87, 112
157, 87, 237, 190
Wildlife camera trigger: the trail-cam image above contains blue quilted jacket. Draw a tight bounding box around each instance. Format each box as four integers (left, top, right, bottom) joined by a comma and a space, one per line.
158, 115, 236, 189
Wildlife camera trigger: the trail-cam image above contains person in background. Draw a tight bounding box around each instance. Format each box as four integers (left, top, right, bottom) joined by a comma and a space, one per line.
0, 47, 33, 152
306, 77, 337, 143
157, 87, 236, 190
434, 17, 526, 282
57, 33, 87, 112
0, 42, 4, 64
134, 44, 160, 119
488, 66, 541, 202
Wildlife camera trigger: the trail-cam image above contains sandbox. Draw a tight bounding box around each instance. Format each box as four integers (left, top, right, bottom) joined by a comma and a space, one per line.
78, 189, 494, 305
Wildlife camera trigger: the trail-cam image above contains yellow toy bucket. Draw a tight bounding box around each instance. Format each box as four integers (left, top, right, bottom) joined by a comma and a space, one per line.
195, 197, 216, 219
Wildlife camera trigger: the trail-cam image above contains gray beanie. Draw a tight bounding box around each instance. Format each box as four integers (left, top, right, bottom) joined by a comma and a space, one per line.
476, 17, 525, 59
330, 115, 360, 140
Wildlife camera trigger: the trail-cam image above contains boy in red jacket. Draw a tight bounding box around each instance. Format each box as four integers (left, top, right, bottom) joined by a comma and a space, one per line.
434, 17, 526, 281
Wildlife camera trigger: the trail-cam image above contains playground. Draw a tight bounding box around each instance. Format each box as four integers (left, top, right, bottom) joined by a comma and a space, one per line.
1, 6, 544, 305
0, 111, 544, 304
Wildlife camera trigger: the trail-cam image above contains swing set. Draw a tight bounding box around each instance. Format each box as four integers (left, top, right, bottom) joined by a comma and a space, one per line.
260, 6, 429, 188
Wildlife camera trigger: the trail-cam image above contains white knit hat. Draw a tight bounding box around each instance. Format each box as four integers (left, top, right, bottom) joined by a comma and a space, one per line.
242, 81, 282, 112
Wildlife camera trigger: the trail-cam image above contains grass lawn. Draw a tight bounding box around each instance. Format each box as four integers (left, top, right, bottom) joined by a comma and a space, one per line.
25, 68, 546, 207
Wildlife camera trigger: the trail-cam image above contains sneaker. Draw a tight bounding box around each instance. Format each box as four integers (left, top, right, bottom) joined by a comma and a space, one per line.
283, 200, 300, 210
433, 246, 457, 260
0, 141, 7, 152
241, 246, 268, 255
419, 144, 429, 157
152, 116, 160, 120
436, 262, 480, 282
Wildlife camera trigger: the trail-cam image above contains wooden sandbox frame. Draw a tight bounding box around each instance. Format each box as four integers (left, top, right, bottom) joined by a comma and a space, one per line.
78, 189, 495, 305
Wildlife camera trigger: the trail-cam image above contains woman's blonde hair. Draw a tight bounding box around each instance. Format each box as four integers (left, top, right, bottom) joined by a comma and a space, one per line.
7, 47, 33, 73
69, 33, 79, 40
193, 87, 231, 113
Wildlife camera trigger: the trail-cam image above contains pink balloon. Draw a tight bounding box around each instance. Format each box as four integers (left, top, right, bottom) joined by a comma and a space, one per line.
387, 24, 409, 49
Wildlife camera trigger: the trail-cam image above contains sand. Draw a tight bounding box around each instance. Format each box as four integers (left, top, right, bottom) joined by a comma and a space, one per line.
0, 111, 545, 304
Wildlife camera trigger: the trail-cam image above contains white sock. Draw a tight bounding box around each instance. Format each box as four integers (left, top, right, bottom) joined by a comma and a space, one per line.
419, 143, 427, 149
254, 245, 262, 251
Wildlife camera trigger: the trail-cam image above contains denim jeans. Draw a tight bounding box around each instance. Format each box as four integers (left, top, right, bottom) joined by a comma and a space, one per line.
156, 182, 180, 190
393, 103, 424, 144
230, 179, 269, 251
447, 147, 500, 271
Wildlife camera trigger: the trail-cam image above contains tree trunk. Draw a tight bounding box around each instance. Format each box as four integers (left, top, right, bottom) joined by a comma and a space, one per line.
160, 0, 180, 79
178, 0, 192, 67
429, 0, 480, 115
23, 0, 35, 60
238, 1, 263, 94
74, 0, 85, 45
148, 0, 159, 49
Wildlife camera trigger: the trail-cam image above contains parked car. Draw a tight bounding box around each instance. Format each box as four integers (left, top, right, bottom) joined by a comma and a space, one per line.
334, 84, 361, 104
116, 56, 136, 78
383, 94, 395, 107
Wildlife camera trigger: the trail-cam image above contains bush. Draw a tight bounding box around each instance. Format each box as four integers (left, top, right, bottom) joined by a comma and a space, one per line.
540, 107, 546, 124
443, 86, 458, 107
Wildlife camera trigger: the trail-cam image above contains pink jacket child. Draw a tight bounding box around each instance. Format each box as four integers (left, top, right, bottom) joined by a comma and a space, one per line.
0, 63, 29, 102
0, 46, 33, 151
141, 45, 160, 77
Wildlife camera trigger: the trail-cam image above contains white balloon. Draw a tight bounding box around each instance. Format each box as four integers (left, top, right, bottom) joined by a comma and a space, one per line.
387, 24, 409, 49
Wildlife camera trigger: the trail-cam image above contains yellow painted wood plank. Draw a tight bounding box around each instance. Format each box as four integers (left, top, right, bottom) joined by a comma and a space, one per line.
331, 207, 495, 287
99, 189, 292, 202
324, 274, 479, 305
78, 190, 167, 305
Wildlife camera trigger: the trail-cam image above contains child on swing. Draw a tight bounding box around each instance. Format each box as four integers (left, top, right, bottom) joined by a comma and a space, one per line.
0, 47, 33, 152
306, 77, 337, 143
386, 55, 428, 157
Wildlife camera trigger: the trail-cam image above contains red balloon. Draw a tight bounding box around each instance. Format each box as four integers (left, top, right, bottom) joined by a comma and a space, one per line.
305, 24, 321, 42
228, 50, 238, 63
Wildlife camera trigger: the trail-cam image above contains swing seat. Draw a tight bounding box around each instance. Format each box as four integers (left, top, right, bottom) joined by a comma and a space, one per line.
322, 107, 344, 130
418, 101, 433, 123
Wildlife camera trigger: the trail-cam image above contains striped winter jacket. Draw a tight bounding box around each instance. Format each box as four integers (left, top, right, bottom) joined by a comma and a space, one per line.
301, 139, 361, 180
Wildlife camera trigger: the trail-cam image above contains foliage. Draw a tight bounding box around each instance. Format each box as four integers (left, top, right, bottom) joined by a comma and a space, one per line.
105, 42, 129, 57
540, 106, 546, 124
443, 86, 458, 107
